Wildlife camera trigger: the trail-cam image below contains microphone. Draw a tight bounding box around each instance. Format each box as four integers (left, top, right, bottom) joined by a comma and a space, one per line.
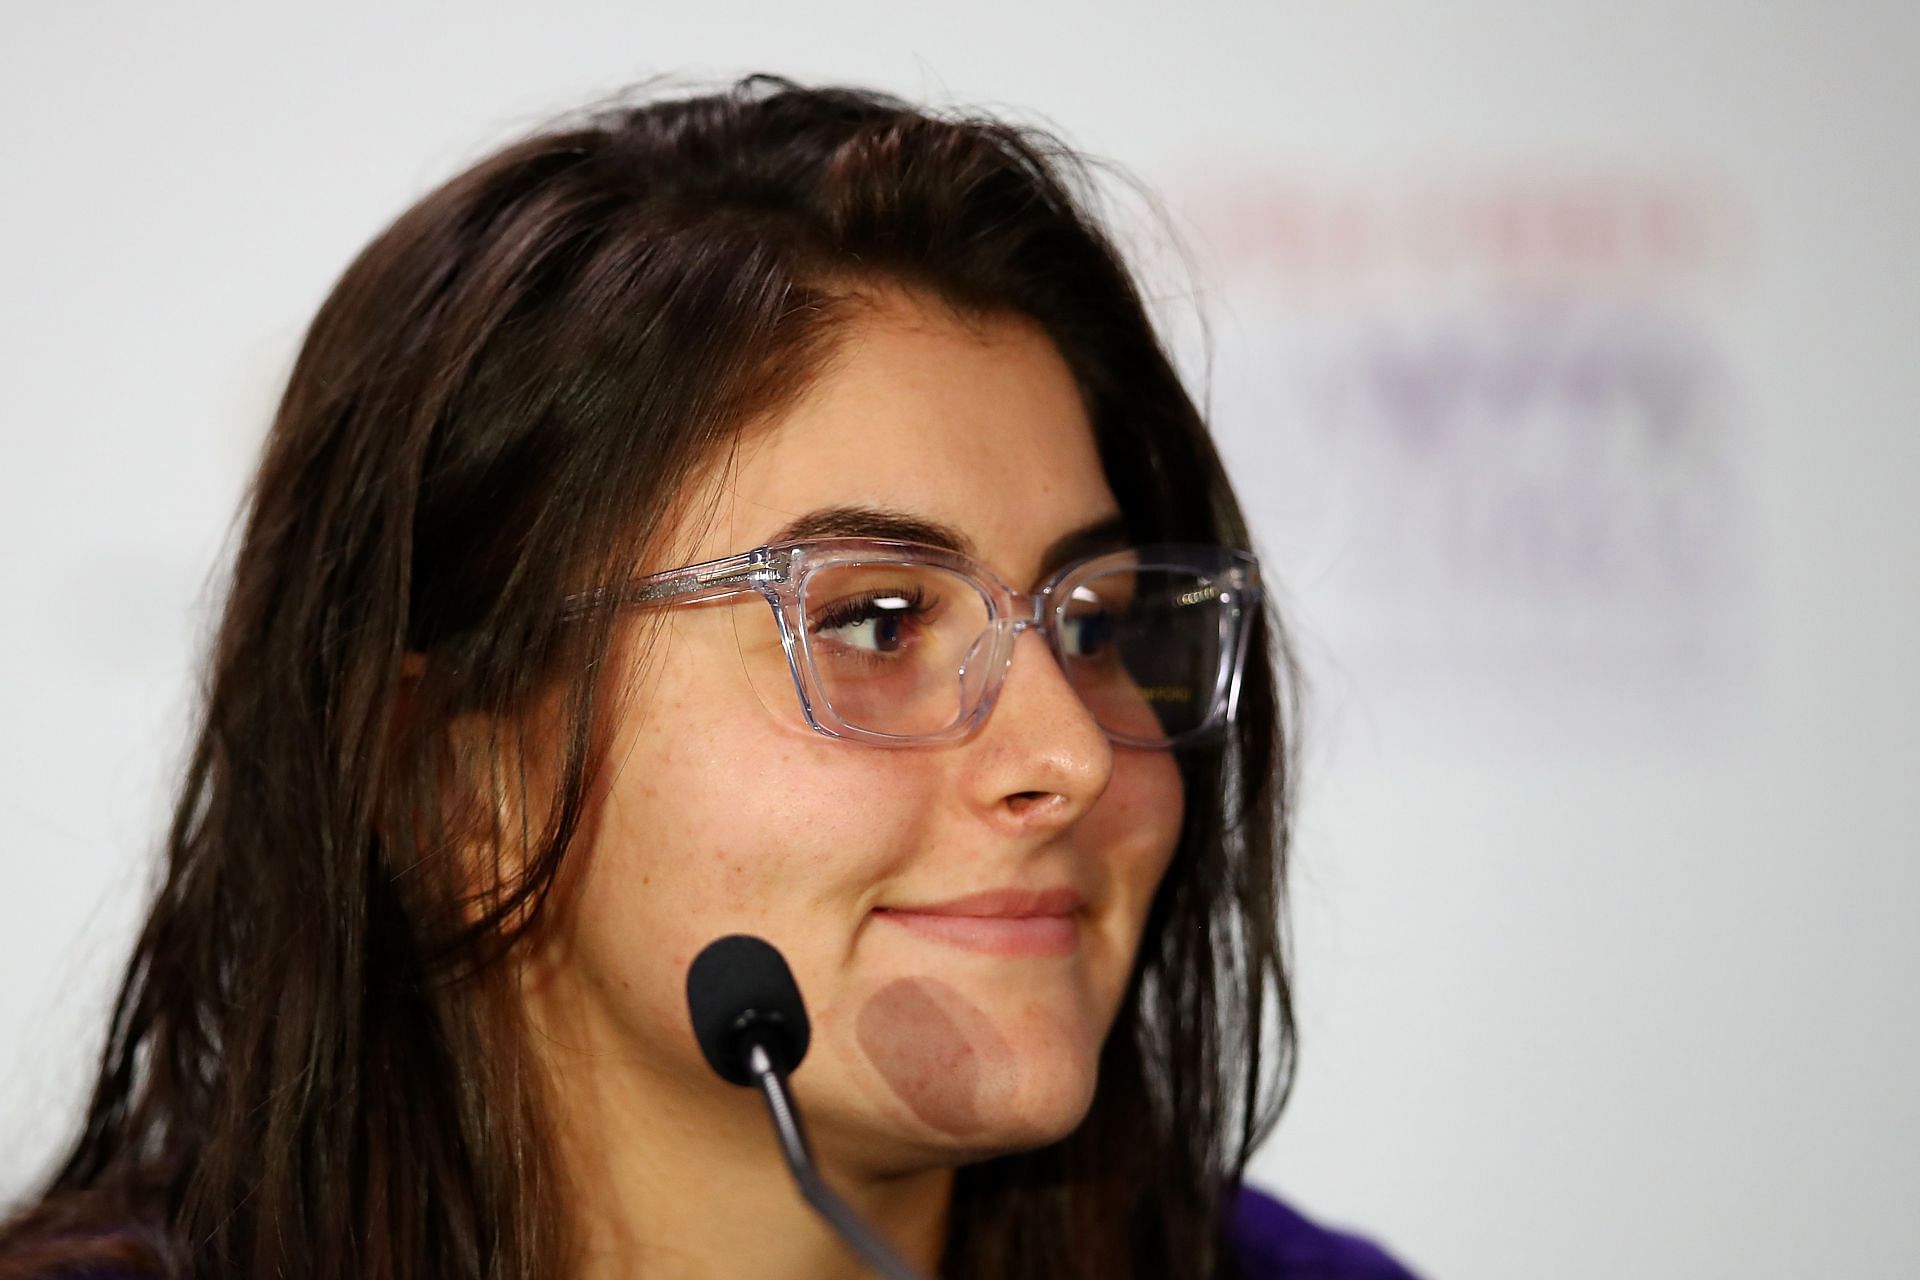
687, 933, 811, 1085
684, 935, 928, 1280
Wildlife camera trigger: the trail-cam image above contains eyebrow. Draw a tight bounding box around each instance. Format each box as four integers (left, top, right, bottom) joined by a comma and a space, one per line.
765, 505, 1130, 577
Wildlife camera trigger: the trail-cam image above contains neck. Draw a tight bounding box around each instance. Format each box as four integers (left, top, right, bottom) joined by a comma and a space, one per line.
527, 989, 952, 1279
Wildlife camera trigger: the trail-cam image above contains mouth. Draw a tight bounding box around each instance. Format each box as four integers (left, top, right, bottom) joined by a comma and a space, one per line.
871, 887, 1085, 958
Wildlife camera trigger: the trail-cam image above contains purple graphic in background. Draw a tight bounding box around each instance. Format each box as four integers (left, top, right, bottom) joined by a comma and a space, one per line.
1173, 169, 1748, 704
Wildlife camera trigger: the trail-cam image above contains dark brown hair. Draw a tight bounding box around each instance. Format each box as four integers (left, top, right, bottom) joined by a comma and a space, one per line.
0, 75, 1299, 1279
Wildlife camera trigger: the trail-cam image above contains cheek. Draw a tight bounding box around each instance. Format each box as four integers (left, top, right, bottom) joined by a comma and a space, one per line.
1070, 747, 1184, 1038
554, 627, 948, 1055
600, 616, 904, 890
1100, 748, 1186, 904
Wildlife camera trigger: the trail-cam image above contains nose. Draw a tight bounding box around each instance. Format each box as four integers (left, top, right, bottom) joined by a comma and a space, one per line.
962, 626, 1114, 834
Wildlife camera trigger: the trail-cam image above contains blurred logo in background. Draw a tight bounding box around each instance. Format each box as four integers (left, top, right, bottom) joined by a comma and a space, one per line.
1172, 168, 1750, 713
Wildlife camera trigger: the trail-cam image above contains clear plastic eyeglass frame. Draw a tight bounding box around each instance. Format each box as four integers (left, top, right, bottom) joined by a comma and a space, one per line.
567, 537, 1261, 749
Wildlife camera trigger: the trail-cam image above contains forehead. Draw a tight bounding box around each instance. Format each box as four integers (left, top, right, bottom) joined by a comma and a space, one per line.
690, 288, 1120, 583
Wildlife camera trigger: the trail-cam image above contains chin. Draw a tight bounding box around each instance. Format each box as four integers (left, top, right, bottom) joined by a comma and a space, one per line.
846, 1056, 1103, 1178
957, 1060, 1100, 1151
853, 983, 1099, 1120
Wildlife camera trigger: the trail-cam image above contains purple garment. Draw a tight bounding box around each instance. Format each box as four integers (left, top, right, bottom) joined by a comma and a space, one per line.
59, 1187, 1419, 1278
1228, 1184, 1423, 1279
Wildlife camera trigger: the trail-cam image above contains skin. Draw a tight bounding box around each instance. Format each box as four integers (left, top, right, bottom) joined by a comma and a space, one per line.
516, 286, 1186, 1278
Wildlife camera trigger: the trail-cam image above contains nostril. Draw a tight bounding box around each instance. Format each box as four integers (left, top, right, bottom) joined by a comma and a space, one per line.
1003, 790, 1052, 816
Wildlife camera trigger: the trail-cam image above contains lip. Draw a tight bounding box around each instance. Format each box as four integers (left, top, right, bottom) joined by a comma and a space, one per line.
872, 887, 1086, 957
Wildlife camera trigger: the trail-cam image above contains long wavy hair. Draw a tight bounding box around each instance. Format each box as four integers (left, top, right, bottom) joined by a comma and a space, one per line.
0, 75, 1299, 1280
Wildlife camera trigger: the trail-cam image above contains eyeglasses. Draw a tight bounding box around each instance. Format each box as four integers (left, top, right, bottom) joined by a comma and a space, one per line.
572, 538, 1261, 749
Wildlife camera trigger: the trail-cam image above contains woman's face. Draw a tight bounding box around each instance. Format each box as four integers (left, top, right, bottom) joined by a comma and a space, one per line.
527, 287, 1184, 1175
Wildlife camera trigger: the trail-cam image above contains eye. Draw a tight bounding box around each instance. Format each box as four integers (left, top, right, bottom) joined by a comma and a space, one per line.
1058, 584, 1121, 661
1060, 611, 1114, 659
808, 586, 936, 655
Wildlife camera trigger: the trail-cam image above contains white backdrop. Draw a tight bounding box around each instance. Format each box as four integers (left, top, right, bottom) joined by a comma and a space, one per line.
4, 4, 1917, 1277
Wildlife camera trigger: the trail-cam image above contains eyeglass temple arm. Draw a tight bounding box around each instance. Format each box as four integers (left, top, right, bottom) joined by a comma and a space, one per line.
567, 547, 787, 614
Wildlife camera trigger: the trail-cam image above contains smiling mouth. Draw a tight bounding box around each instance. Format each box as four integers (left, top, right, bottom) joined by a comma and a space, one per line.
872, 888, 1084, 957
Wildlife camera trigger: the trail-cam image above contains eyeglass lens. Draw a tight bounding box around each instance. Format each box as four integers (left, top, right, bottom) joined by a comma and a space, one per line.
797, 560, 1231, 744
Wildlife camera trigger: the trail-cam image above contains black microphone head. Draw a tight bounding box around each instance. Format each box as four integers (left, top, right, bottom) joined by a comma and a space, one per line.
686, 934, 812, 1086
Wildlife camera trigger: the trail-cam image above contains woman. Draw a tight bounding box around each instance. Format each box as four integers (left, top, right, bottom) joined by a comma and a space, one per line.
0, 76, 1417, 1279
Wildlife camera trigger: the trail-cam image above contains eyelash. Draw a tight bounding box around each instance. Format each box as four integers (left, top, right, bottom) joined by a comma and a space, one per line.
807, 585, 935, 635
